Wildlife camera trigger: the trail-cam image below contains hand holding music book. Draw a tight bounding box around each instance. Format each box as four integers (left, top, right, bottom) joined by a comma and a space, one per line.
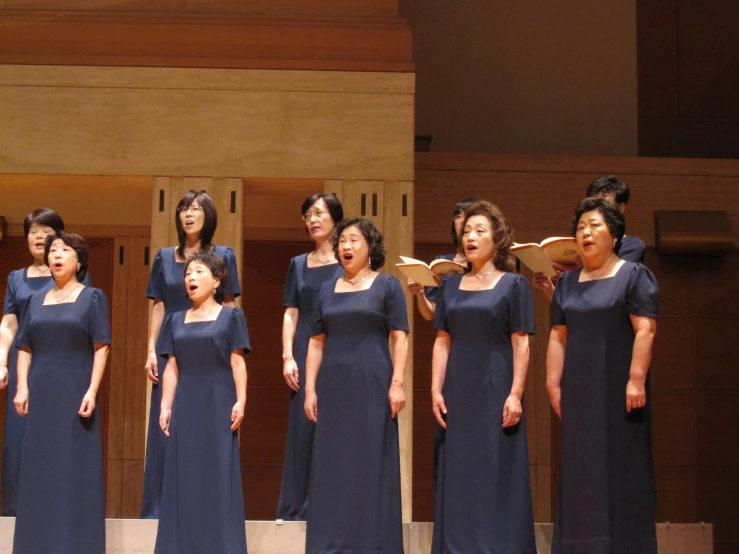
510, 237, 578, 277
395, 256, 467, 287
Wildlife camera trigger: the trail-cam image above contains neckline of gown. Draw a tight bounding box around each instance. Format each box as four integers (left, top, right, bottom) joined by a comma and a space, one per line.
303, 254, 341, 272
40, 285, 90, 306
333, 274, 380, 294
575, 261, 629, 284
23, 268, 53, 282
182, 305, 227, 324
457, 271, 508, 292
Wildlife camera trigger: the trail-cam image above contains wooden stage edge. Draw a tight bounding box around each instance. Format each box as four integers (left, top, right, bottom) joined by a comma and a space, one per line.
0, 519, 714, 553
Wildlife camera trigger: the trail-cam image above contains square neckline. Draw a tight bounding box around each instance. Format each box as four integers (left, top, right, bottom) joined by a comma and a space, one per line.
575, 260, 628, 284
40, 285, 88, 306
333, 273, 380, 294
304, 253, 341, 271
457, 272, 507, 293
182, 305, 226, 324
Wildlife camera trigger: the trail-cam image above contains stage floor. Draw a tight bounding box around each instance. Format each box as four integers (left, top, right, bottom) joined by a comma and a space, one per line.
0, 519, 712, 553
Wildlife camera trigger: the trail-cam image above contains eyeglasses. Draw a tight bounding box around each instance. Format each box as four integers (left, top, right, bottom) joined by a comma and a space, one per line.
302, 209, 328, 221
453, 214, 465, 222
180, 206, 203, 215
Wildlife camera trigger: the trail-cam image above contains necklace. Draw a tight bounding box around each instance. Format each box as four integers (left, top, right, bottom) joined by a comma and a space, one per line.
190, 306, 212, 318
343, 269, 372, 285
472, 270, 495, 280
53, 283, 80, 303
585, 256, 616, 281
313, 250, 335, 264
31, 264, 50, 275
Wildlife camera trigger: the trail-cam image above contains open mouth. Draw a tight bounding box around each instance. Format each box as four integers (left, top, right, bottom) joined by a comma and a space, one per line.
342, 253, 354, 262
310, 225, 321, 233
53, 262, 64, 271
466, 245, 478, 252
582, 240, 594, 248
34, 242, 44, 249
188, 283, 199, 293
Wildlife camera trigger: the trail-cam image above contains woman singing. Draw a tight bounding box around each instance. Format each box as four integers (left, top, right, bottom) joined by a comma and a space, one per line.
141, 191, 241, 518
155, 250, 249, 554
547, 197, 659, 554
304, 217, 408, 553
277, 193, 344, 521
13, 231, 109, 554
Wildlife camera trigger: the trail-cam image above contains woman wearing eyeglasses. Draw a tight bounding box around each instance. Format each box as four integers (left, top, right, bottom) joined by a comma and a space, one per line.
140, 191, 241, 519
276, 193, 344, 521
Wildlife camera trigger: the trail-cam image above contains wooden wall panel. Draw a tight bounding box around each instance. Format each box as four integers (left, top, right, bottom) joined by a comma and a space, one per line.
0, 14, 412, 72
0, 66, 414, 181
637, 0, 739, 158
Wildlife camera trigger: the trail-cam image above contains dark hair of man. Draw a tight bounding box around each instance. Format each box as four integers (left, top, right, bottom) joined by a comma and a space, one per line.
461, 200, 515, 272
184, 249, 229, 304
451, 197, 479, 246
332, 217, 386, 270
23, 208, 65, 237
175, 192, 218, 258
570, 197, 626, 253
300, 193, 344, 228
586, 175, 630, 205
44, 230, 90, 282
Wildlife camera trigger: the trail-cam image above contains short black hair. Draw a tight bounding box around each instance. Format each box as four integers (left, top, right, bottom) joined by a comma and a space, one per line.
332, 217, 386, 270
451, 197, 479, 246
175, 192, 217, 258
571, 197, 626, 253
44, 230, 89, 282
23, 208, 65, 237
586, 175, 630, 205
461, 200, 515, 272
184, 249, 228, 304
301, 193, 344, 226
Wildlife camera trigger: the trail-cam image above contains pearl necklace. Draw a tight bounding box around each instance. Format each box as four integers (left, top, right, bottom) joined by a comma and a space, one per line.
472, 270, 495, 280
312, 250, 335, 264
190, 307, 212, 318
31, 264, 50, 276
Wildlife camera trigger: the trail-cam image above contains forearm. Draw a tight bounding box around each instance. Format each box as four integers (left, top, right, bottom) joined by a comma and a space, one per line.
17, 349, 31, 389
161, 358, 179, 410
87, 345, 109, 394
546, 329, 566, 390
304, 336, 325, 393
431, 333, 450, 395
630, 328, 655, 382
231, 354, 247, 404
147, 300, 165, 353
509, 334, 530, 399
0, 315, 18, 365
416, 294, 436, 321
282, 308, 299, 361
390, 331, 408, 385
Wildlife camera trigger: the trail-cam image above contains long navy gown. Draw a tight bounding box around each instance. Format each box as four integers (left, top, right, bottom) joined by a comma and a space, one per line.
141, 245, 241, 518
431, 273, 537, 554
551, 262, 660, 554
276, 254, 343, 520
1, 269, 91, 516
13, 287, 109, 554
306, 273, 408, 554
154, 307, 250, 554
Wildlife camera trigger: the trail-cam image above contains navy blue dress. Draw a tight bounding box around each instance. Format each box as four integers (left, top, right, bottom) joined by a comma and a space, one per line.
13, 287, 109, 554
306, 274, 408, 554
141, 246, 241, 519
1, 269, 91, 517
154, 307, 250, 554
619, 235, 646, 264
431, 273, 537, 554
551, 263, 659, 554
277, 254, 344, 521
424, 252, 456, 304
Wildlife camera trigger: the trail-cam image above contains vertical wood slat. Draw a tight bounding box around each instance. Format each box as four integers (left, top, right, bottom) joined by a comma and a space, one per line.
212, 177, 244, 307
384, 180, 414, 522
105, 236, 131, 517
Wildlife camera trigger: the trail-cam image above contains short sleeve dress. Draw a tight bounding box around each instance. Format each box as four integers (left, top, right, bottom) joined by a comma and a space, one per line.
305, 273, 409, 554
12, 287, 110, 554
154, 307, 250, 554
551, 262, 660, 554
276, 254, 344, 520
1, 269, 91, 516
431, 273, 537, 554
140, 245, 241, 519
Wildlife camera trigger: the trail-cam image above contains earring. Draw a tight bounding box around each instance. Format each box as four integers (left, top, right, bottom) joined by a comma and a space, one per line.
613, 238, 617, 247
213, 288, 217, 296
